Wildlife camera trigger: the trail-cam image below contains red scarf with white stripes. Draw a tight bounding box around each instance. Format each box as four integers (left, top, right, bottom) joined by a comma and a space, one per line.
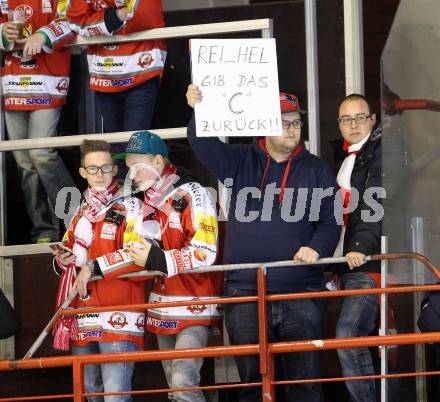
142, 163, 179, 218
82, 178, 119, 223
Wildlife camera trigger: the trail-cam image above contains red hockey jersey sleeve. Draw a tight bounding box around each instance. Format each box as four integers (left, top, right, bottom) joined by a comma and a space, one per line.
94, 197, 157, 279
37, 1, 75, 51
162, 183, 219, 278
67, 0, 112, 36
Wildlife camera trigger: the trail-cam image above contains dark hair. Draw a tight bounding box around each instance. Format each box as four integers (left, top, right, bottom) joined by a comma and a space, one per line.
341, 93, 372, 114
79, 140, 112, 166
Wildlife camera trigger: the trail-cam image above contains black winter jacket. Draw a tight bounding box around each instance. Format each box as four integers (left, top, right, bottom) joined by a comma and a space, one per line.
333, 127, 382, 274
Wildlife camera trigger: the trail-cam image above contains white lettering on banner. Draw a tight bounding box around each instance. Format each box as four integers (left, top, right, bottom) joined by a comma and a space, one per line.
190, 38, 281, 137
97, 249, 132, 275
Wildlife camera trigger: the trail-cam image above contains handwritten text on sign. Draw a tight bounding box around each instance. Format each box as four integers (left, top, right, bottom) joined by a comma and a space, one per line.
190, 39, 281, 137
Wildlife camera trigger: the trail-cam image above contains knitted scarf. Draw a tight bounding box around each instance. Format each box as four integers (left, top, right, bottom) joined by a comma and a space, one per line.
134, 164, 179, 241
142, 164, 179, 218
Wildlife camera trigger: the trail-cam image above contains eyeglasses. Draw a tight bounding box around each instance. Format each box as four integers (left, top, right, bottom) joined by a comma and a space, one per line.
281, 119, 303, 129
83, 164, 114, 175
338, 114, 372, 126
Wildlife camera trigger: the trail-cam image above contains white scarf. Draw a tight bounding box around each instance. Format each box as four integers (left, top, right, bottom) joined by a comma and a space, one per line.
333, 132, 371, 257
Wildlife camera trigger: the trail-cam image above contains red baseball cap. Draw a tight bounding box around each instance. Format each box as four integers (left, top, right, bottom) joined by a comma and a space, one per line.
280, 92, 306, 114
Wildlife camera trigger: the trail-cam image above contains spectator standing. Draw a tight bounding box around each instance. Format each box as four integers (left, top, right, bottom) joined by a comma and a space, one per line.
109, 130, 223, 402
67, 0, 166, 135
53, 139, 146, 402
0, 1, 76, 243
334, 94, 382, 402
186, 85, 340, 402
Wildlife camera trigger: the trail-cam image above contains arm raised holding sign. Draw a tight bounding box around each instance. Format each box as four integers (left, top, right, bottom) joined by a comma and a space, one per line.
186, 82, 341, 402
186, 84, 246, 183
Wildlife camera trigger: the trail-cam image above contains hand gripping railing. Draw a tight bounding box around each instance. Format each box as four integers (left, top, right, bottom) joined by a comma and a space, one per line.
1, 253, 440, 402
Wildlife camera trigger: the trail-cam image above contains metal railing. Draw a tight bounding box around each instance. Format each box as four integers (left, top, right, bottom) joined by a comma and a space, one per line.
1, 253, 439, 402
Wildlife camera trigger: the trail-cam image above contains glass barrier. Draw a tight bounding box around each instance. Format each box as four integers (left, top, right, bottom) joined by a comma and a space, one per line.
382, 0, 440, 400
382, 0, 440, 283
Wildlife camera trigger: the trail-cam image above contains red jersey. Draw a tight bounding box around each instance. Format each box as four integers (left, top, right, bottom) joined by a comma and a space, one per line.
0, 0, 74, 110
99, 180, 224, 335
61, 196, 146, 349
67, 0, 166, 92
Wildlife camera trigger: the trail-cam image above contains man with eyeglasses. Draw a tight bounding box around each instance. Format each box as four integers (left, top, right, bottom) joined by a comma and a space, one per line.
185, 85, 340, 402
52, 139, 146, 402
334, 94, 382, 402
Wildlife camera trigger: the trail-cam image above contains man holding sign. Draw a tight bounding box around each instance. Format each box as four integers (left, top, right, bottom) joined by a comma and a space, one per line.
186, 84, 340, 402
190, 38, 282, 138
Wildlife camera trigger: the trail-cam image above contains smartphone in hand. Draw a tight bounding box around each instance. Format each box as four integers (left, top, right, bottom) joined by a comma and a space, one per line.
49, 243, 72, 255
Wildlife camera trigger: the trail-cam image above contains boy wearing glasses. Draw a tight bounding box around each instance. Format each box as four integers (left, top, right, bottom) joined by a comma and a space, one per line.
185, 85, 340, 402
334, 94, 382, 402
52, 139, 145, 402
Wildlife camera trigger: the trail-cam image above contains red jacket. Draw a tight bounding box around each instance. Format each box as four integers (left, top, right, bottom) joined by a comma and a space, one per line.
67, 0, 166, 92
99, 179, 224, 335
60, 196, 146, 349
0, 0, 74, 110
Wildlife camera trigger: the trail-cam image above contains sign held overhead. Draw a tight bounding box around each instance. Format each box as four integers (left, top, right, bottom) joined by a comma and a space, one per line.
190, 38, 282, 137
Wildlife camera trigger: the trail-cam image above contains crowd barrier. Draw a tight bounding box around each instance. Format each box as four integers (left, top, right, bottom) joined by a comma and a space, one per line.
0, 253, 439, 401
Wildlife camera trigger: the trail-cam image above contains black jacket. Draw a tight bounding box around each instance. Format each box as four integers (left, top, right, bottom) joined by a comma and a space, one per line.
332, 127, 382, 274
0, 288, 20, 339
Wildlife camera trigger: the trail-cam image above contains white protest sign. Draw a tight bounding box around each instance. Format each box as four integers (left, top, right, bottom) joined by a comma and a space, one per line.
190, 38, 281, 137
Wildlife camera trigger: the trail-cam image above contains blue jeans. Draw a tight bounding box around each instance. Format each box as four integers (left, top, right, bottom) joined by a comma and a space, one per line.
336, 271, 379, 402
72, 341, 138, 402
96, 77, 158, 133
224, 286, 325, 402
5, 109, 75, 241
157, 325, 210, 402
